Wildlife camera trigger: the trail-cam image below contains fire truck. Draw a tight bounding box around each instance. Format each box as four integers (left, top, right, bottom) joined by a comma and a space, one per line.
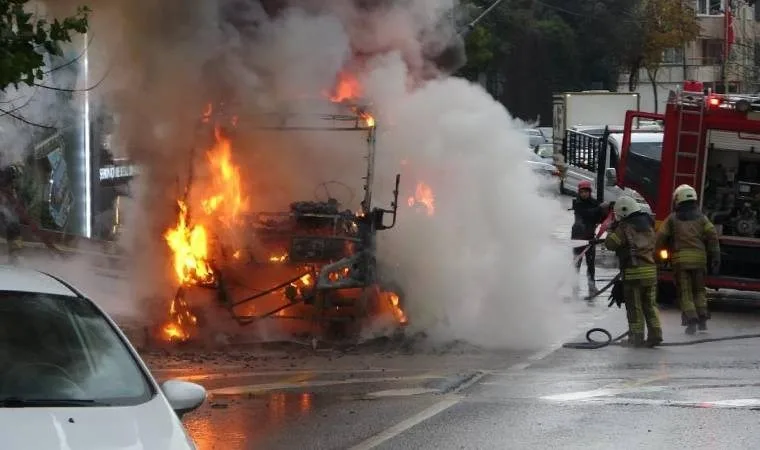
617, 80, 760, 297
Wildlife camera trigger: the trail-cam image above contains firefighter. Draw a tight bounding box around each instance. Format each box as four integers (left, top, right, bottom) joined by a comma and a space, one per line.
570, 180, 606, 296
604, 195, 662, 347
656, 184, 720, 335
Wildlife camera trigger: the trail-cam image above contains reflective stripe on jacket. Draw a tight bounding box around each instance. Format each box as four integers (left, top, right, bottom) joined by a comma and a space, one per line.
656, 213, 720, 269
605, 216, 657, 281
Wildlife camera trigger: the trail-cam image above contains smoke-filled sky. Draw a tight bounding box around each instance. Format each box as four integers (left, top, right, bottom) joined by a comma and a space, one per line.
6, 0, 580, 350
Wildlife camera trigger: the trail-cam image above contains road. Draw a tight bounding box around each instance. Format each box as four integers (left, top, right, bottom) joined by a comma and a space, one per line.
141, 303, 760, 450
135, 195, 760, 449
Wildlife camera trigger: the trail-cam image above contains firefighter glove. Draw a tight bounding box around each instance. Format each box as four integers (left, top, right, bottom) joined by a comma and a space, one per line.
608, 280, 625, 308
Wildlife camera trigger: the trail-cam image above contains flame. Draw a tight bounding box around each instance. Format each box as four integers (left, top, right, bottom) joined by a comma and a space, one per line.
270, 253, 288, 263
360, 112, 375, 128
164, 201, 214, 285
161, 291, 198, 342
202, 126, 248, 225
328, 70, 363, 102
387, 291, 408, 325
161, 105, 250, 342
407, 181, 435, 216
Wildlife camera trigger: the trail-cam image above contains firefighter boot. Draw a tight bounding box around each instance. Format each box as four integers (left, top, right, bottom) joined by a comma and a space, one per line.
697, 312, 710, 331
646, 328, 663, 348
624, 333, 645, 348
685, 318, 698, 335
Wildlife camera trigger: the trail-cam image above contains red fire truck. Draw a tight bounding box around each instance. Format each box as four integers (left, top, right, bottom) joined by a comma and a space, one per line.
617, 81, 760, 297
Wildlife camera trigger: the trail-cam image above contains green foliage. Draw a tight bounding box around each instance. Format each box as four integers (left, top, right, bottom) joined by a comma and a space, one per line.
455, 0, 701, 121
0, 1, 90, 91
638, 0, 700, 72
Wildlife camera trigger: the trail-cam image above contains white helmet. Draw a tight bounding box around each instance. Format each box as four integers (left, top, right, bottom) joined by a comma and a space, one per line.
614, 195, 641, 220
673, 184, 698, 205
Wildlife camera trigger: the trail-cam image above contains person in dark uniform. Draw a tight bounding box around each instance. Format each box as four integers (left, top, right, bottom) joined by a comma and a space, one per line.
571, 180, 607, 296
0, 165, 23, 264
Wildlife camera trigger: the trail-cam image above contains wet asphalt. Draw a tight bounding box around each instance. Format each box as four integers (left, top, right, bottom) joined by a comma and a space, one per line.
138, 194, 760, 449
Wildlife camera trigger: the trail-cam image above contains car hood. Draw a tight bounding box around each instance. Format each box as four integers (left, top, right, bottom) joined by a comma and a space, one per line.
0, 395, 195, 450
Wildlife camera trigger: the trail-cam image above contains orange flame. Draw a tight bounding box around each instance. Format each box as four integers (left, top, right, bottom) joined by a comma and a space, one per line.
201, 126, 249, 226
328, 70, 363, 102
161, 105, 250, 342
164, 201, 214, 285
161, 292, 198, 342
407, 182, 435, 216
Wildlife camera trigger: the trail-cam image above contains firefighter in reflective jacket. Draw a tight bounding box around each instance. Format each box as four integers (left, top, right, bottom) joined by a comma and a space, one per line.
605, 196, 663, 347
656, 184, 720, 335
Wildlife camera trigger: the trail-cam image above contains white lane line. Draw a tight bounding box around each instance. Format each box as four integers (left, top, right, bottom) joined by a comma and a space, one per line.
541, 385, 668, 402
365, 388, 441, 398
208, 374, 442, 395
346, 353, 545, 449
571, 397, 760, 409
348, 397, 462, 450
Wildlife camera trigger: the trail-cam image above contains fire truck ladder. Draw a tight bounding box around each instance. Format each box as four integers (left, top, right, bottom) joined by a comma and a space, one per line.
672, 91, 706, 189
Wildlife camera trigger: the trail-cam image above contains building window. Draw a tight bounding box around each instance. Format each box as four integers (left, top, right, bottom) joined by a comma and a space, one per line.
696, 0, 724, 15
701, 39, 724, 65
662, 47, 685, 65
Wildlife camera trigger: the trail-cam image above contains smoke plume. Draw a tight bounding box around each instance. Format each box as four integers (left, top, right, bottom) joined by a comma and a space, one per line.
7, 0, 581, 350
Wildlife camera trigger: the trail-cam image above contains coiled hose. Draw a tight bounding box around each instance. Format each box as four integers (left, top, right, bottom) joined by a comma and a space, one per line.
562, 274, 760, 349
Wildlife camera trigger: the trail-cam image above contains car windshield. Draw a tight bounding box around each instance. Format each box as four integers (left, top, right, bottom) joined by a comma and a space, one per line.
630, 141, 663, 161
0, 291, 154, 406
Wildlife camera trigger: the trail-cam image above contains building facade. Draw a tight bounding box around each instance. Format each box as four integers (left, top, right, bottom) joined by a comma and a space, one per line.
619, 1, 760, 113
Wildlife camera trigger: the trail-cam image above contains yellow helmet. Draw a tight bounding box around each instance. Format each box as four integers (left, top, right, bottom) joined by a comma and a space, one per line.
673, 184, 698, 205
614, 195, 641, 219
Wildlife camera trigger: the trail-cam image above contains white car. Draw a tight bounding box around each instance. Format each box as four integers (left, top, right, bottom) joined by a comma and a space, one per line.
0, 266, 205, 450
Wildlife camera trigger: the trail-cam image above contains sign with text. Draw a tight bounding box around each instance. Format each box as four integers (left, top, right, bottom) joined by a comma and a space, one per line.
99, 164, 138, 181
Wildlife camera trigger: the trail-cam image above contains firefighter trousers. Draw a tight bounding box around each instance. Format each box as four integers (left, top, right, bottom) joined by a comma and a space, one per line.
675, 268, 708, 320
623, 279, 662, 340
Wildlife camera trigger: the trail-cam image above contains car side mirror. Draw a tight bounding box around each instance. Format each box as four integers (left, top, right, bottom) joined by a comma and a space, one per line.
605, 168, 617, 187
161, 379, 206, 419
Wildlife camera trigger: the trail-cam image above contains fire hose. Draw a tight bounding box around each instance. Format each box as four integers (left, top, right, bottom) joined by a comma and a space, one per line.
562, 214, 760, 349
563, 242, 760, 349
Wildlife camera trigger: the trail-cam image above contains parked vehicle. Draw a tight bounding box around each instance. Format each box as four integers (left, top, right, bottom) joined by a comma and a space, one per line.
557, 126, 659, 213
523, 128, 548, 147
0, 266, 206, 450
552, 90, 641, 155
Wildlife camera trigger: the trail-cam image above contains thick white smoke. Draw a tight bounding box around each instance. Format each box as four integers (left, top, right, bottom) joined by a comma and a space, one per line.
240, 2, 579, 349
361, 57, 577, 349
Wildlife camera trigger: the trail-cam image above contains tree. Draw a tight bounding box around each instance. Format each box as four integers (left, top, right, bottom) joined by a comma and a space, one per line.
630, 0, 700, 112
0, 1, 90, 92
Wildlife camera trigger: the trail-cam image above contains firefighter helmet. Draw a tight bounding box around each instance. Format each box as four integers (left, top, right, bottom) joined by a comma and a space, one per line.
673, 184, 698, 205
578, 180, 592, 191
614, 195, 641, 219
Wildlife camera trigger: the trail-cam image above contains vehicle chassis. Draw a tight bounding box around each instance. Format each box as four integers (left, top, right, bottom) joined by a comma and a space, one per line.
185, 105, 403, 338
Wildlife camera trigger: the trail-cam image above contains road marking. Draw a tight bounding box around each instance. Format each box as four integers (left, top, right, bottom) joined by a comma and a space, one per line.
347, 397, 462, 450
346, 358, 538, 449
365, 388, 441, 398
208, 374, 442, 396
541, 385, 668, 402
569, 396, 760, 409
541, 375, 671, 401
